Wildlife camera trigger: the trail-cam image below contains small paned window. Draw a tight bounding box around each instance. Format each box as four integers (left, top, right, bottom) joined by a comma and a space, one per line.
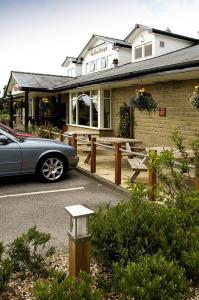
144, 43, 152, 57
85, 63, 89, 73
90, 61, 96, 72
101, 57, 107, 69
134, 46, 142, 59
160, 41, 165, 48
96, 59, 101, 70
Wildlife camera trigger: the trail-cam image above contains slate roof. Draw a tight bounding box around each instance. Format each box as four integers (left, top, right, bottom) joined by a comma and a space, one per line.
93, 34, 132, 48
11, 71, 74, 91
55, 44, 199, 91
76, 34, 131, 62
125, 24, 199, 43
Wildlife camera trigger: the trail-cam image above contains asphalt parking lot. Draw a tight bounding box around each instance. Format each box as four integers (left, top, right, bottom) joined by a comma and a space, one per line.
0, 170, 124, 249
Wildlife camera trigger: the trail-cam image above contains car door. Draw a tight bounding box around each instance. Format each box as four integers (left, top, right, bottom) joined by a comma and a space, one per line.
0, 131, 22, 176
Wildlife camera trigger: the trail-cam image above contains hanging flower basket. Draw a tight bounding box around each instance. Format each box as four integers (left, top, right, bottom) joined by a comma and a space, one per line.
128, 88, 157, 112
39, 98, 52, 111
189, 86, 199, 110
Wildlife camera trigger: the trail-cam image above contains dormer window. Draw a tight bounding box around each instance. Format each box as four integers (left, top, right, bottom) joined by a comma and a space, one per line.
134, 43, 152, 60
144, 43, 152, 57
135, 46, 142, 59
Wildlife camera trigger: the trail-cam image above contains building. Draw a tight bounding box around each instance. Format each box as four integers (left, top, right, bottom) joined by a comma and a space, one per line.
5, 24, 199, 146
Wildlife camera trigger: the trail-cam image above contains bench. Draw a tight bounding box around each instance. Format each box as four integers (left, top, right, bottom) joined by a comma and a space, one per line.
128, 156, 148, 182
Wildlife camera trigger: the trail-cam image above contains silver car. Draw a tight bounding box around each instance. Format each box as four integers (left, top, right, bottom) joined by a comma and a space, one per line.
0, 128, 79, 182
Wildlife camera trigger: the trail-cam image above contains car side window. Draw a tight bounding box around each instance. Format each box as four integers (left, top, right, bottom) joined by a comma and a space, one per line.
0, 133, 12, 145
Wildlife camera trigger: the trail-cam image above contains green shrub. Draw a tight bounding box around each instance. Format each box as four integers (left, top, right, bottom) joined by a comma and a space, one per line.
33, 271, 103, 300
113, 254, 188, 300
89, 190, 199, 283
8, 226, 54, 274
0, 113, 9, 125
0, 242, 13, 293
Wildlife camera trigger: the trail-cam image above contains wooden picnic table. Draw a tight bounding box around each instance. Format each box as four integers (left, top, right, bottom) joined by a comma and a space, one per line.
84, 137, 143, 163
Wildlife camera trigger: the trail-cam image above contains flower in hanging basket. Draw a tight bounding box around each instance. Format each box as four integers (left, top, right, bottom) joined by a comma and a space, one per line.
39, 98, 52, 110
128, 87, 158, 112
189, 86, 199, 110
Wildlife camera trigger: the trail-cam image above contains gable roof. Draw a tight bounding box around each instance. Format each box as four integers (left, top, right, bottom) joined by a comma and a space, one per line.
55, 44, 199, 91
62, 56, 78, 67
76, 34, 131, 62
125, 24, 199, 44
5, 71, 74, 95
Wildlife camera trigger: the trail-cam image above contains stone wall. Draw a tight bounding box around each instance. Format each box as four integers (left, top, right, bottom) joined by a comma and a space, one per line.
111, 79, 199, 147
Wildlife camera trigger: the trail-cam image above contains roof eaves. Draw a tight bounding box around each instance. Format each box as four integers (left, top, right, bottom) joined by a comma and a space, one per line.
151, 28, 199, 43
54, 59, 199, 92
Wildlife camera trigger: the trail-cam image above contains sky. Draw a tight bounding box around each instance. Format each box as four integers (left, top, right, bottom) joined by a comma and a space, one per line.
0, 0, 199, 94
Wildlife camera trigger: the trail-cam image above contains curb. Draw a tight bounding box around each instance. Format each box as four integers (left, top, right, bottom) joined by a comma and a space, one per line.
76, 167, 130, 197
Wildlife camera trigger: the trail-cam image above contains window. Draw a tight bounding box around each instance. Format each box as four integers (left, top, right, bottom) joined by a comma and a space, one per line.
67, 68, 75, 77
90, 61, 96, 72
134, 46, 142, 59
78, 94, 90, 126
101, 57, 107, 69
96, 59, 101, 70
104, 90, 111, 128
85, 56, 110, 74
91, 91, 98, 127
160, 41, 165, 48
85, 63, 89, 74
71, 94, 77, 124
70, 91, 99, 128
144, 43, 152, 57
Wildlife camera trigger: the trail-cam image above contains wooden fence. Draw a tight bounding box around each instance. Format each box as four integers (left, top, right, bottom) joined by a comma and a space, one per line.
39, 128, 199, 198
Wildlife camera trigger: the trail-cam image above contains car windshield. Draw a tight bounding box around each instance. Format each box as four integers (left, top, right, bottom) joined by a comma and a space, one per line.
0, 127, 22, 143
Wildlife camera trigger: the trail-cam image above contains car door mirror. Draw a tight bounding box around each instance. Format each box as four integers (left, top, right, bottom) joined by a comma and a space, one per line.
0, 135, 9, 144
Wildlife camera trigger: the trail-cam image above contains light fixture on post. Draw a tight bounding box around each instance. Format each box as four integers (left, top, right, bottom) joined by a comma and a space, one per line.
65, 204, 94, 277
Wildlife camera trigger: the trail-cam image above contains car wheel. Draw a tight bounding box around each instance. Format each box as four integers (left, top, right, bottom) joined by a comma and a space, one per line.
37, 155, 66, 182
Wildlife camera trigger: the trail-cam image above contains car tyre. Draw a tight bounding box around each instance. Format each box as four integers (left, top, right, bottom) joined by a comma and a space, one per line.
37, 154, 67, 183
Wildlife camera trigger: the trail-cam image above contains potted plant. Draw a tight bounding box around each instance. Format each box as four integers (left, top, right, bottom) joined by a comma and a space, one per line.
129, 87, 157, 112
189, 85, 199, 110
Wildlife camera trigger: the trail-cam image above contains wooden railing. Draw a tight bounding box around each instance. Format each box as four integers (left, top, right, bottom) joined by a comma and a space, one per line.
39, 128, 199, 198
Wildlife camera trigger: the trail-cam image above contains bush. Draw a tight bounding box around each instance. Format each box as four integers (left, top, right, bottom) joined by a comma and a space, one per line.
8, 226, 54, 274
33, 271, 103, 300
0, 242, 13, 293
89, 188, 199, 283
113, 254, 188, 300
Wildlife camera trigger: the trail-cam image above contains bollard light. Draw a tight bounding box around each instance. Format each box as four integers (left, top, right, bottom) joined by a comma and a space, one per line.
65, 204, 94, 239
65, 204, 95, 277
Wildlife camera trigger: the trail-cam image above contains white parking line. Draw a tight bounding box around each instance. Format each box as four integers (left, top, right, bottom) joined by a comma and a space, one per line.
0, 187, 85, 199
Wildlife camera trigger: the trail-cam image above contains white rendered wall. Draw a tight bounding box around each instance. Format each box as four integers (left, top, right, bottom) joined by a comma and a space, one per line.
131, 29, 193, 62
118, 47, 132, 65
131, 31, 155, 62
154, 34, 192, 56
82, 40, 119, 75
64, 62, 82, 77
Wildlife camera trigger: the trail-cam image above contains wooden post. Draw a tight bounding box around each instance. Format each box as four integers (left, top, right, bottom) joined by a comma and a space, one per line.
148, 150, 157, 201
69, 237, 91, 277
60, 130, 64, 142
91, 137, 96, 173
39, 127, 43, 138
72, 134, 77, 155
48, 128, 52, 139
35, 97, 40, 126
24, 91, 29, 132
115, 143, 121, 185
195, 160, 199, 192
